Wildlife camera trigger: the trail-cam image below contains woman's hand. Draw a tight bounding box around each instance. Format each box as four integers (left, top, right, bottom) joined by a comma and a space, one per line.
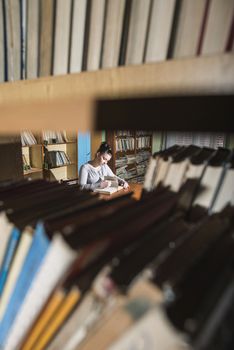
100, 180, 111, 189
123, 181, 129, 189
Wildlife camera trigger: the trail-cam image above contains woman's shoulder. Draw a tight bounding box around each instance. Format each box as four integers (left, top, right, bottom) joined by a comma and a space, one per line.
80, 163, 91, 171
81, 162, 99, 171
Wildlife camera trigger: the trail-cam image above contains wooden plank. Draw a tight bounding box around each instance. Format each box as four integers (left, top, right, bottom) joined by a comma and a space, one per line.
0, 53, 234, 132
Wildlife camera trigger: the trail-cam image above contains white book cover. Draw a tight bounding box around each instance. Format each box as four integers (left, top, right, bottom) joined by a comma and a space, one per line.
125, 0, 151, 65
53, 0, 72, 75
26, 0, 40, 79
5, 234, 77, 350
109, 306, 189, 350
185, 162, 206, 180
86, 0, 106, 71
94, 186, 123, 195
4, 0, 21, 81
201, 0, 234, 55
193, 166, 224, 209
102, 0, 126, 68
0, 212, 14, 269
94, 176, 123, 194
143, 157, 157, 191
145, 0, 176, 62
172, 0, 206, 58
70, 0, 87, 73
0, 0, 5, 82
154, 158, 172, 187
164, 159, 189, 192
212, 168, 234, 213
0, 226, 33, 322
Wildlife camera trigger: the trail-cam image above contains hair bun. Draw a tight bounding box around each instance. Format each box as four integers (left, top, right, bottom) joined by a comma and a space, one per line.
98, 142, 112, 155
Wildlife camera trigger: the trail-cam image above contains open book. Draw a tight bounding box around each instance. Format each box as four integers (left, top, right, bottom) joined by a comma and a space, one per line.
94, 176, 123, 194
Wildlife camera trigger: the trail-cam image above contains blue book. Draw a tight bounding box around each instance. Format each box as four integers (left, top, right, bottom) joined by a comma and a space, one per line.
0, 221, 50, 347
0, 227, 21, 295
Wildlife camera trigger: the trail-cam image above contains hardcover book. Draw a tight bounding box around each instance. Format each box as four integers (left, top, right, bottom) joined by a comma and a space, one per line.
94, 176, 123, 194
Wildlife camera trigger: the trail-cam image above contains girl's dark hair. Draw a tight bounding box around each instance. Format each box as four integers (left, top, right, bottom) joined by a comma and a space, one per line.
97, 142, 112, 155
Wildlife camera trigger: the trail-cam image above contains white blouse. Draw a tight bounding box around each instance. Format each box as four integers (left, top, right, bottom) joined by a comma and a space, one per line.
79, 163, 124, 190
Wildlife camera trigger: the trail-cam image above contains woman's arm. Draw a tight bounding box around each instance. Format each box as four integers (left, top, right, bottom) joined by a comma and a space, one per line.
79, 165, 99, 190
105, 165, 129, 188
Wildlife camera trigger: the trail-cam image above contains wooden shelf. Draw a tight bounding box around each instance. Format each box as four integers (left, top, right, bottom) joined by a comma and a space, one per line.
0, 54, 234, 133
116, 150, 135, 155
23, 168, 43, 175
22, 144, 42, 148
44, 141, 76, 146
44, 162, 76, 170
136, 147, 152, 150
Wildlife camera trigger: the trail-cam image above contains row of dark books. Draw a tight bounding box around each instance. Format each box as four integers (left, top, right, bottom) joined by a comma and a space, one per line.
115, 136, 151, 152
136, 136, 151, 149
0, 0, 233, 82
44, 150, 71, 169
115, 137, 135, 152
116, 151, 152, 183
0, 143, 233, 349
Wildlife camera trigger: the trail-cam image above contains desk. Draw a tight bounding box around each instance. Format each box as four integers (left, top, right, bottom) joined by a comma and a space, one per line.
98, 183, 142, 201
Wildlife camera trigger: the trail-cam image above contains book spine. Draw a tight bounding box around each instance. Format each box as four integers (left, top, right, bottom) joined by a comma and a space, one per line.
0, 227, 20, 295
5, 235, 77, 350
20, 0, 27, 79
21, 289, 66, 350
0, 0, 5, 82
0, 212, 14, 269
69, 0, 87, 73
32, 287, 80, 350
0, 227, 33, 322
0, 222, 50, 348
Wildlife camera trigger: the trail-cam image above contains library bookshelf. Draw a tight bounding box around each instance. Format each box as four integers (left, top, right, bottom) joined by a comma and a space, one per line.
21, 132, 77, 181
106, 131, 152, 183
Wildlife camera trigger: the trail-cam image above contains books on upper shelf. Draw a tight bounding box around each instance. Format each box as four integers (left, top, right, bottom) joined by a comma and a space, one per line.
201, 0, 234, 55
53, 0, 72, 75
85, 0, 106, 71
145, 0, 176, 62
101, 0, 126, 68
69, 0, 87, 73
4, 0, 21, 81
21, 131, 37, 146
39, 0, 55, 77
116, 137, 135, 152
26, 0, 40, 79
42, 130, 69, 144
171, 0, 206, 58
94, 176, 123, 195
125, 0, 151, 65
